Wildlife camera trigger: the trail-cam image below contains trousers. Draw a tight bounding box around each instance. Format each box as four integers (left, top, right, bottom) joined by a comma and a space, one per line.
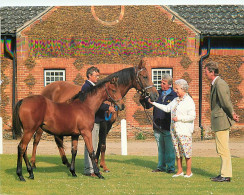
84, 123, 100, 174
215, 130, 232, 177
154, 130, 175, 172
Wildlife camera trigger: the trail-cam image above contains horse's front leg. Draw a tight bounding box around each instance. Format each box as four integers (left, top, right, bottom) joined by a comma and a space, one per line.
54, 135, 71, 168
83, 130, 104, 179
69, 135, 79, 177
97, 121, 110, 172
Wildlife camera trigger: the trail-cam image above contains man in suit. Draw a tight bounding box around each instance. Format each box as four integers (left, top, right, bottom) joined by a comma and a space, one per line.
140, 74, 177, 173
205, 61, 239, 182
81, 66, 115, 176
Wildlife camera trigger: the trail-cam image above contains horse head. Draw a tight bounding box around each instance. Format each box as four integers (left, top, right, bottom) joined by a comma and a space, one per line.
134, 59, 159, 102
105, 77, 125, 111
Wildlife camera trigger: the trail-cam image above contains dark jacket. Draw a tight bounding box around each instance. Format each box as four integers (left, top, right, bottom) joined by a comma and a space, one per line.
142, 88, 177, 131
81, 80, 109, 123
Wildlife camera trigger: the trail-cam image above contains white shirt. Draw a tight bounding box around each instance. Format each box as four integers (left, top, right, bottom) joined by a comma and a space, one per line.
212, 76, 219, 86
152, 94, 196, 136
87, 80, 95, 86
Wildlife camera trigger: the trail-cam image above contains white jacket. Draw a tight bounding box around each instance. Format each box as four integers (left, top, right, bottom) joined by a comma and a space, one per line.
152, 94, 196, 136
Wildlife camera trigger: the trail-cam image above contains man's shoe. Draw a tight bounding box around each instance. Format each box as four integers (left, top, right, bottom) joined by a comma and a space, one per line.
152, 169, 163, 172
84, 173, 96, 177
212, 176, 231, 182
210, 175, 221, 180
167, 170, 175, 173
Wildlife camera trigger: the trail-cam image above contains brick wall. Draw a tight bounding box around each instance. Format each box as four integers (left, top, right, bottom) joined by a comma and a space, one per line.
1, 5, 243, 139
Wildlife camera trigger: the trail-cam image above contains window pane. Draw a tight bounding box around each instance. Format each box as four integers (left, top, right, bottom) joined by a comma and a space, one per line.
152, 68, 172, 90
44, 70, 65, 86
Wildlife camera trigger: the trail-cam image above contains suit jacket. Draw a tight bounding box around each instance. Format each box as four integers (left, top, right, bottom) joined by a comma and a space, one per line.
81, 80, 109, 123
210, 77, 235, 131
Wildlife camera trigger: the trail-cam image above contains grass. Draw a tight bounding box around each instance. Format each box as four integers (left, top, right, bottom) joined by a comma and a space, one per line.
0, 155, 244, 194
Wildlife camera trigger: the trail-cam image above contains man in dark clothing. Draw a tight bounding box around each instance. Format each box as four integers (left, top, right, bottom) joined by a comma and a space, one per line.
82, 66, 115, 176
141, 74, 177, 173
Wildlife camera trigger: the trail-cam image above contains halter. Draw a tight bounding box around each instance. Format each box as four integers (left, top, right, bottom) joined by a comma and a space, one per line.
104, 85, 123, 105
134, 67, 154, 97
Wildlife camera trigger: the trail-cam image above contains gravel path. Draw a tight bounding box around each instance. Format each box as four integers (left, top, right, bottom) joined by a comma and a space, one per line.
3, 137, 244, 158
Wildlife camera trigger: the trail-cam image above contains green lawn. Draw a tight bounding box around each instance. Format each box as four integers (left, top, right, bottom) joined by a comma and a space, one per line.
0, 155, 243, 194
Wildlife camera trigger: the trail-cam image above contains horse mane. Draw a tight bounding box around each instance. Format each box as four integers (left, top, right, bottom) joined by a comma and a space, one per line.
70, 75, 115, 102
70, 67, 135, 102
107, 67, 136, 86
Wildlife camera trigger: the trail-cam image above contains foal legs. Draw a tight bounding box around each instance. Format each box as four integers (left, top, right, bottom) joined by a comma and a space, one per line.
31, 129, 70, 169
31, 128, 43, 168
69, 135, 79, 177
82, 130, 104, 179
17, 133, 34, 181
24, 150, 34, 179
96, 121, 111, 172
54, 135, 71, 168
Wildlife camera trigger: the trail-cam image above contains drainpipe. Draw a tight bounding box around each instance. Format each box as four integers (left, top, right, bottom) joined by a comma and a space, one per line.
4, 35, 17, 139
199, 36, 210, 140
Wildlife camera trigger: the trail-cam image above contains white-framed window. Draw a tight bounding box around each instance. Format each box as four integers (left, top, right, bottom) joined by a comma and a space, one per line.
44, 69, 66, 86
152, 68, 173, 90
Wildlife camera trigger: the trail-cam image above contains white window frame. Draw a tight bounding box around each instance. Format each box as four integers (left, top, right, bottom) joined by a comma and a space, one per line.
152, 68, 173, 90
44, 69, 66, 86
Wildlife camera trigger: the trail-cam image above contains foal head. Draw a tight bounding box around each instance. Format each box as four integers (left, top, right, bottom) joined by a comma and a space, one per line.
104, 77, 125, 111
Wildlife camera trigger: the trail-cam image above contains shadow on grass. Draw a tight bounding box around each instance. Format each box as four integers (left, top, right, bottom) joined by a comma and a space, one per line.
107, 158, 214, 178
4, 156, 85, 181
5, 155, 216, 181
107, 158, 157, 170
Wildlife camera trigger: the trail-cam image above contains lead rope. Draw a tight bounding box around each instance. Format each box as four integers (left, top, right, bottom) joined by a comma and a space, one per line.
141, 103, 165, 134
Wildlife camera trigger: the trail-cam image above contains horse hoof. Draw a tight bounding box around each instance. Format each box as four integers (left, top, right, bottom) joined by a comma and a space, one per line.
31, 164, 36, 169
72, 173, 77, 177
99, 175, 105, 179
28, 175, 34, 180
103, 170, 110, 173
19, 176, 26, 182
66, 163, 71, 168
97, 174, 105, 179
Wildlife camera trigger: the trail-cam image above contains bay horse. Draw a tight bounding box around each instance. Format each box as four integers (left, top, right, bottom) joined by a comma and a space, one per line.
12, 76, 125, 181
29, 59, 159, 171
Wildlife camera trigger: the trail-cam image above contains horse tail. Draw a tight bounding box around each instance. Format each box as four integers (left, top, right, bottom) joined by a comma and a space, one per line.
12, 99, 23, 139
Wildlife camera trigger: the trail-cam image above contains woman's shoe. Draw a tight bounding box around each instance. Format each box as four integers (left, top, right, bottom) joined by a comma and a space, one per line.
172, 172, 184, 177
184, 173, 193, 178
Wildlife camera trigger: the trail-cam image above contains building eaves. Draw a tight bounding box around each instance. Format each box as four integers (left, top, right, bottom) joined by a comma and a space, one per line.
161, 5, 201, 35
168, 5, 244, 36
1, 6, 50, 34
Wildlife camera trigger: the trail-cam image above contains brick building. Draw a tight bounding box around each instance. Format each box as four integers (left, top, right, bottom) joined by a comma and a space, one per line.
1, 5, 244, 139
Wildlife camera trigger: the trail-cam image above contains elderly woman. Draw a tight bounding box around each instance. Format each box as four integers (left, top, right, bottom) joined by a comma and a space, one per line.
149, 79, 196, 178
